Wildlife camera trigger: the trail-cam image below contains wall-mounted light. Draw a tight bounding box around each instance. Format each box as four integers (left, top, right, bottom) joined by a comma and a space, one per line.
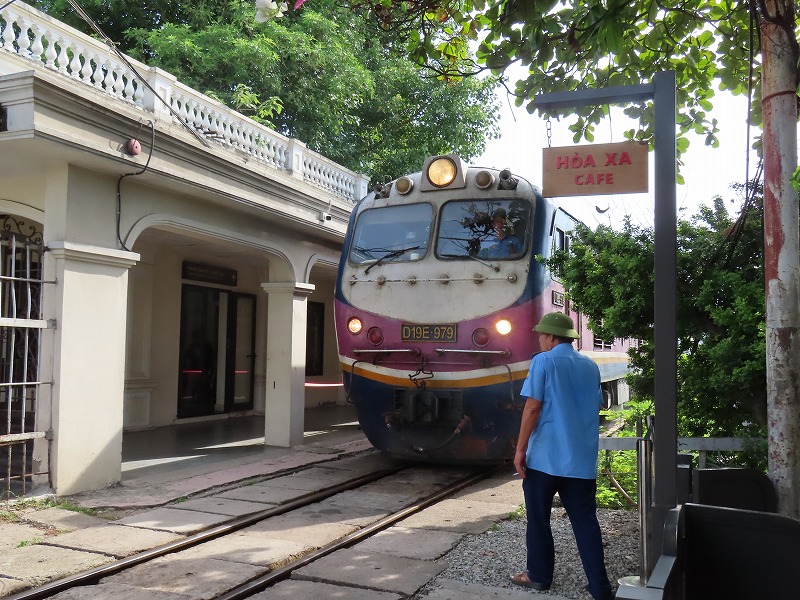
126, 138, 141, 156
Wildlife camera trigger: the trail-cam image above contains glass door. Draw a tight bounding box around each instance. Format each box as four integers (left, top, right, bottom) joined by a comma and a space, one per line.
226, 294, 256, 412
178, 287, 256, 417
178, 286, 219, 418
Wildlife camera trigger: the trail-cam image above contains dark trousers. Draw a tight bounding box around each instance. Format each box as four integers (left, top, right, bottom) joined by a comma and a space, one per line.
522, 469, 612, 600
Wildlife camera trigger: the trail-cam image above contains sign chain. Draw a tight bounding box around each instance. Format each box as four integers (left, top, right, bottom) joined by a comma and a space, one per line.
546, 117, 553, 148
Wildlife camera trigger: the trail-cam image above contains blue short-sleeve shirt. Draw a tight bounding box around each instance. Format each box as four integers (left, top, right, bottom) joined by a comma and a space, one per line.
520, 343, 603, 479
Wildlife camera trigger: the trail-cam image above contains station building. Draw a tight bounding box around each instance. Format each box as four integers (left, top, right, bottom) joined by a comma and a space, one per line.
0, 2, 368, 496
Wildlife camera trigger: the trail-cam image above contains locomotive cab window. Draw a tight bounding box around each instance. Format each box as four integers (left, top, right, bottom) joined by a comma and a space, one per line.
436, 199, 530, 260
349, 203, 432, 265
555, 228, 569, 252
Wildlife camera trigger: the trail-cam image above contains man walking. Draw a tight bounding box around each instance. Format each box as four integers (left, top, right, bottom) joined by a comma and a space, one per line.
511, 312, 613, 600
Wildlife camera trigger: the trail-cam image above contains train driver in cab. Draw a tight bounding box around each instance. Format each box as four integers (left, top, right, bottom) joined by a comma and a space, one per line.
480, 208, 522, 258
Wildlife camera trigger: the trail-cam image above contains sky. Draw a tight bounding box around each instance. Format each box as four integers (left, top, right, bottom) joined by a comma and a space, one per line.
475, 86, 758, 230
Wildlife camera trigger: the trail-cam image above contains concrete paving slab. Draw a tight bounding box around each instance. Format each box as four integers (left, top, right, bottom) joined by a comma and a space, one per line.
48, 581, 193, 599
246, 514, 358, 547
285, 497, 389, 528
115, 507, 230, 534
317, 453, 407, 473
68, 436, 373, 510
358, 525, 464, 559
107, 555, 264, 600
21, 507, 108, 532
358, 478, 438, 499
265, 466, 360, 491
42, 524, 183, 558
293, 548, 447, 596
0, 576, 28, 597
215, 483, 307, 505
389, 466, 476, 486
325, 488, 412, 513
450, 473, 524, 506
423, 578, 573, 600
397, 498, 515, 534
250, 579, 401, 599
0, 544, 113, 586
177, 529, 309, 567
168, 497, 269, 516
0, 521, 49, 550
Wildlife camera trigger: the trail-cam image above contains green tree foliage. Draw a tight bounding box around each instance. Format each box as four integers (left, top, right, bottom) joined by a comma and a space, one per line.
32, 0, 500, 184
546, 188, 766, 440
330, 1, 799, 166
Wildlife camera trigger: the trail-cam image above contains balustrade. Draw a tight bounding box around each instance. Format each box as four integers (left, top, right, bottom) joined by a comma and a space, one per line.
0, 2, 368, 202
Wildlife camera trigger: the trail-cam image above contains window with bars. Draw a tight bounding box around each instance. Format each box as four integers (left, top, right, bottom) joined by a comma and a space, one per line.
0, 216, 48, 500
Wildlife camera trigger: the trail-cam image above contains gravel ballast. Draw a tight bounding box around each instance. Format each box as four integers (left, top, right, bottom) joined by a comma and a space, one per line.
422, 505, 641, 599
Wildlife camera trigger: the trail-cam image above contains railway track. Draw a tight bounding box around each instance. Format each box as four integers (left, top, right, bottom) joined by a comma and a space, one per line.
7, 453, 504, 599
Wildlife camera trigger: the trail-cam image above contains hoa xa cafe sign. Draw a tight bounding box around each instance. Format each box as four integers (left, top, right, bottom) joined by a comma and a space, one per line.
542, 141, 648, 197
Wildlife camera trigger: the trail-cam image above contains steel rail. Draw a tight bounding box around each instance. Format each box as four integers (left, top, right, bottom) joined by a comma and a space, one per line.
215, 464, 501, 600
6, 461, 412, 600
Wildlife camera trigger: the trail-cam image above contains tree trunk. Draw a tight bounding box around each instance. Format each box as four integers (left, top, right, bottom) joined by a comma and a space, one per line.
760, 0, 800, 518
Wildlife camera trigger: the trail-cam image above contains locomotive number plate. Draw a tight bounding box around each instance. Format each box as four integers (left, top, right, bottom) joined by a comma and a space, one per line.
401, 323, 457, 343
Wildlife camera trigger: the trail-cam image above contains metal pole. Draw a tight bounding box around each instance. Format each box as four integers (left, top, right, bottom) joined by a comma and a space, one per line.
535, 71, 678, 577
637, 436, 654, 583
650, 70, 678, 567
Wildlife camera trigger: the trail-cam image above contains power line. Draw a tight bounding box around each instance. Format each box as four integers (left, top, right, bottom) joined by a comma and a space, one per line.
59, 0, 210, 148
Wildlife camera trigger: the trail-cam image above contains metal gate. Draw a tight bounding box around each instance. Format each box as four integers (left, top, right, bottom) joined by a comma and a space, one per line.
0, 216, 50, 500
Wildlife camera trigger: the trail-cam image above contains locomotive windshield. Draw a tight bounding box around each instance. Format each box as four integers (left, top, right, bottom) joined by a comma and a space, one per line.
349, 203, 433, 265
436, 199, 530, 260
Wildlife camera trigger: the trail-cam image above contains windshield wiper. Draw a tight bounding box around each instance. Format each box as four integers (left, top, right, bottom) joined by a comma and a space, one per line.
440, 253, 500, 272
364, 246, 421, 274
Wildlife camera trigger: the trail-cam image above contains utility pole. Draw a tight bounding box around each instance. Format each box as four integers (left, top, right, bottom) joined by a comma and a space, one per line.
760, 0, 800, 518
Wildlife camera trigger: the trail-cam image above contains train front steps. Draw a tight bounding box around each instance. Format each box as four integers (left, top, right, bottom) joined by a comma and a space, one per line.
616, 502, 800, 600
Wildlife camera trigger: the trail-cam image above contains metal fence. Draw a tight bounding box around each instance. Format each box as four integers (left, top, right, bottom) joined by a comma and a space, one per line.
0, 215, 50, 500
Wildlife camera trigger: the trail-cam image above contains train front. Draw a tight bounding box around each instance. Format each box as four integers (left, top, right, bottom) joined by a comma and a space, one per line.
335, 155, 552, 463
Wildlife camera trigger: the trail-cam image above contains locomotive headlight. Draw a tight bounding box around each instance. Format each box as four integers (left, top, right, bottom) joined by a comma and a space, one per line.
427, 157, 457, 187
347, 317, 363, 335
395, 176, 414, 195
495, 319, 512, 335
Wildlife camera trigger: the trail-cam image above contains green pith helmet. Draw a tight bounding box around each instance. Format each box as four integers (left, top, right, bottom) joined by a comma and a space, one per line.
533, 312, 580, 339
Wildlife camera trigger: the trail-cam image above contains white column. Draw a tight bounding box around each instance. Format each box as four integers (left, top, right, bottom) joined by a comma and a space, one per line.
43, 241, 139, 495
260, 281, 315, 446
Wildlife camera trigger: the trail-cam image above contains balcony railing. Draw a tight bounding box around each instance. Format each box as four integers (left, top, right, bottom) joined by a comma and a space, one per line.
0, 2, 369, 203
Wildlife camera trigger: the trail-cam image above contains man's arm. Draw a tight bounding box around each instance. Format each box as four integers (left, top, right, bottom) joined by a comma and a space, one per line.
513, 397, 542, 479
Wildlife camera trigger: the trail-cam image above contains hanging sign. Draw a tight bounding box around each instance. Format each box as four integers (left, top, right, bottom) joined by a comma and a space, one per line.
542, 141, 648, 197
182, 262, 238, 286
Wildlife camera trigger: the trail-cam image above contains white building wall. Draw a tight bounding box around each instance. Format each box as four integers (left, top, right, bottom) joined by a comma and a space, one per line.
0, 2, 364, 495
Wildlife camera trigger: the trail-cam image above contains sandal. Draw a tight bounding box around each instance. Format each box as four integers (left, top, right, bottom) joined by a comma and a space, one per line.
510, 571, 551, 591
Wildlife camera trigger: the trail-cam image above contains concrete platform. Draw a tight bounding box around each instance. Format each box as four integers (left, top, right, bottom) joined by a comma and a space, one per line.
42, 524, 182, 558
0, 406, 375, 596
49, 582, 193, 599
358, 525, 464, 560
115, 506, 232, 534
72, 405, 369, 509
397, 497, 516, 534
106, 554, 264, 599
0, 544, 113, 587
177, 529, 310, 567
0, 406, 583, 600
293, 547, 448, 596
250, 580, 401, 599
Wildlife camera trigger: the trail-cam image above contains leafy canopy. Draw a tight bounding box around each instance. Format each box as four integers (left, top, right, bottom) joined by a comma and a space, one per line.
315, 0, 799, 173
33, 0, 500, 184
546, 187, 766, 440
